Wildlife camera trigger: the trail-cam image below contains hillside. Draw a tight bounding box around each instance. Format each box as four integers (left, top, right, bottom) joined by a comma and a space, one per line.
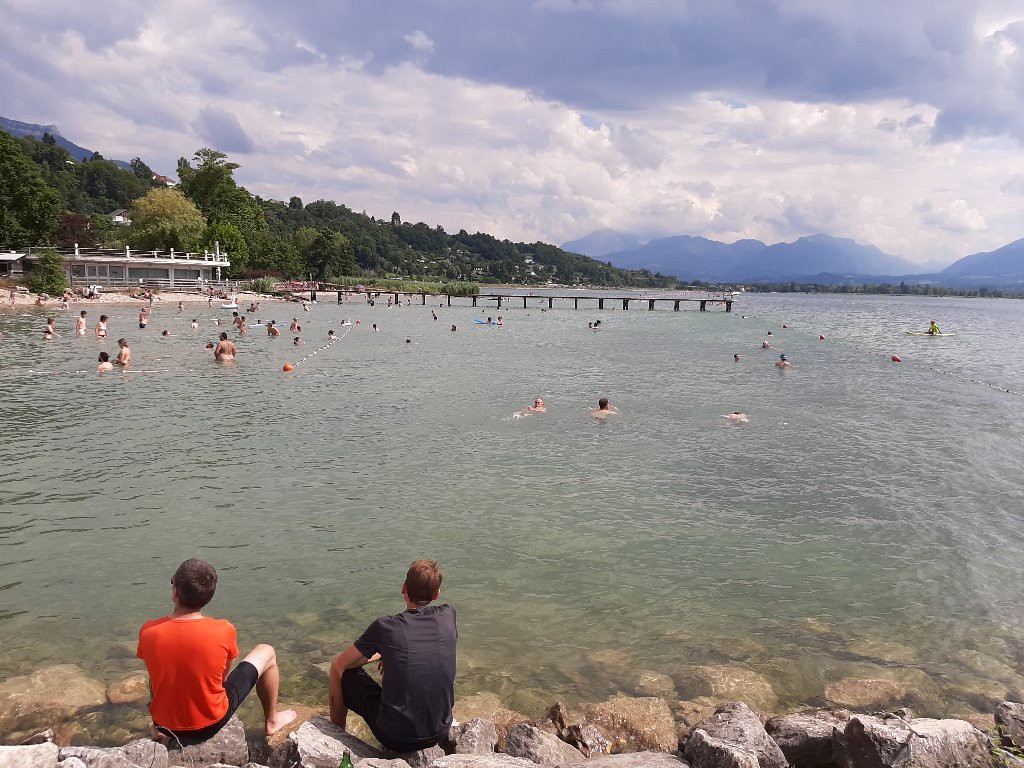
941, 238, 1024, 282
0, 116, 131, 168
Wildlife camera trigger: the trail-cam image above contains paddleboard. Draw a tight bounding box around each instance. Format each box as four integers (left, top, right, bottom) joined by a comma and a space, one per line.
221, 303, 238, 309
905, 331, 956, 336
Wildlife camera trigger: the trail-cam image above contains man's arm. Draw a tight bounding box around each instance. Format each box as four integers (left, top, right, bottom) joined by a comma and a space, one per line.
327, 644, 372, 728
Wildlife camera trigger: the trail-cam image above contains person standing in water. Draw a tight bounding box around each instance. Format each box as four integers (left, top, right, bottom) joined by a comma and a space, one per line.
115, 338, 131, 367
97, 352, 114, 372
96, 315, 108, 338
776, 354, 791, 369
75, 310, 88, 337
214, 332, 236, 362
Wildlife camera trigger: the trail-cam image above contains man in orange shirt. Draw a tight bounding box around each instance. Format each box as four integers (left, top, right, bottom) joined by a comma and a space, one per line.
137, 559, 295, 745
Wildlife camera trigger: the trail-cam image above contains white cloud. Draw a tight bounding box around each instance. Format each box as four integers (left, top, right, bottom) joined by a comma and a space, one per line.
915, 199, 989, 232
404, 30, 435, 54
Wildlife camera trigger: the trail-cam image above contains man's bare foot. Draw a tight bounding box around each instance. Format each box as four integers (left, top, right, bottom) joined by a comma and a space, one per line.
266, 709, 297, 737
148, 724, 168, 743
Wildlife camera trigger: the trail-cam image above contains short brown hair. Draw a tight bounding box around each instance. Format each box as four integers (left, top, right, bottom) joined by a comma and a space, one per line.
405, 560, 443, 605
172, 559, 218, 610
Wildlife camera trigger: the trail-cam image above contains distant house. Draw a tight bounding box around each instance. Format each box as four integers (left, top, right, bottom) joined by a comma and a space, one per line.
21, 244, 230, 287
152, 174, 175, 186
109, 209, 131, 226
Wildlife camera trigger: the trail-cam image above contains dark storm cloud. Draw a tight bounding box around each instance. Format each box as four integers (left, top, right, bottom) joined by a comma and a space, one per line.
195, 107, 255, 154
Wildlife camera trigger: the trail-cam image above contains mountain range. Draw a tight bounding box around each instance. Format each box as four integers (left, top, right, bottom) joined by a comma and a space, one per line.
0, 116, 131, 169
562, 230, 1024, 288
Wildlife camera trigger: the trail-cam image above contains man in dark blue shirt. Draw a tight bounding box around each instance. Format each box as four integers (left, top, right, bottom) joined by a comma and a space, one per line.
328, 560, 457, 753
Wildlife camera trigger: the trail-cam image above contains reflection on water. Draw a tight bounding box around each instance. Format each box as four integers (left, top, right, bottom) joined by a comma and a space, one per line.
1, 292, 1023, 743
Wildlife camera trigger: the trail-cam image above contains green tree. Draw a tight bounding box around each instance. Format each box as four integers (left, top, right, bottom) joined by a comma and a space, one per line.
29, 247, 68, 294
176, 148, 265, 242
309, 231, 359, 279
128, 188, 206, 251
55, 211, 97, 248
0, 131, 61, 246
202, 221, 248, 273
130, 157, 155, 182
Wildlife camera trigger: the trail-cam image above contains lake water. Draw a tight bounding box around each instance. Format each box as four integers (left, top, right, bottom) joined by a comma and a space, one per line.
1, 291, 1023, 740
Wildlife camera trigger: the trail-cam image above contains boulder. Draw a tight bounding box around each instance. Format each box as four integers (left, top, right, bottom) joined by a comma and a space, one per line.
166, 714, 247, 766
841, 714, 993, 768
765, 710, 849, 768
575, 695, 678, 753
546, 703, 611, 758
105, 675, 150, 706
996, 701, 1024, 749
62, 759, 88, 768
556, 753, 689, 767
60, 740, 169, 768
0, 664, 106, 731
635, 672, 678, 699
360, 761, 414, 768
428, 756, 538, 768
386, 746, 445, 767
0, 742, 59, 768
264, 702, 326, 752
447, 719, 499, 754
684, 703, 786, 768
504, 723, 585, 766
269, 716, 382, 768
453, 694, 530, 751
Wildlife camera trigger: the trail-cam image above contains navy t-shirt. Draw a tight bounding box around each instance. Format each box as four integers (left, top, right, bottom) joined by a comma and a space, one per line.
354, 604, 457, 742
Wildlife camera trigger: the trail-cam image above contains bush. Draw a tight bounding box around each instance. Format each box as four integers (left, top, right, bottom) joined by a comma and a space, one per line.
328, 276, 479, 296
29, 248, 67, 295
247, 276, 276, 294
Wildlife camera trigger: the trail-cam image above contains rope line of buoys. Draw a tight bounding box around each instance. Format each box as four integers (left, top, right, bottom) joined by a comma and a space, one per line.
738, 312, 1024, 398
283, 319, 353, 373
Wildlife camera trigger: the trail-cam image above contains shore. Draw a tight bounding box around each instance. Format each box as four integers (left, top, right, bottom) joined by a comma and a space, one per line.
0, 287, 289, 309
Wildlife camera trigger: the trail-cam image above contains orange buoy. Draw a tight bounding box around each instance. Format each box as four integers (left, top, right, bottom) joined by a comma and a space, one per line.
891, 355, 902, 363
819, 334, 825, 340
283, 362, 294, 372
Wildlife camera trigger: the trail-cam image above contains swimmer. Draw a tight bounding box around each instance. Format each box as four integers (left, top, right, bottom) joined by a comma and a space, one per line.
161, 330, 173, 337
8, 288, 15, 307
289, 318, 299, 332
497, 316, 503, 326
208, 296, 213, 307
268, 322, 281, 337
115, 338, 131, 367
59, 295, 69, 310
177, 301, 184, 312
191, 319, 198, 330
205, 341, 215, 349
451, 325, 457, 332
722, 412, 749, 424
97, 352, 114, 372
293, 336, 302, 346
734, 353, 740, 362
405, 338, 411, 344
767, 330, 773, 336
372, 324, 379, 332
592, 398, 620, 419
44, 317, 59, 340
776, 354, 791, 369
96, 314, 108, 338
138, 307, 149, 329
486, 317, 493, 325
762, 341, 770, 349
588, 322, 593, 329
328, 330, 337, 340
214, 332, 236, 362
75, 310, 88, 336
526, 398, 547, 414
432, 310, 438, 321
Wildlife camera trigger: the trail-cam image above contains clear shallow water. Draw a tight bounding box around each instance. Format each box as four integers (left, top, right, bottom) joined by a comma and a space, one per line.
1, 292, 1023, 740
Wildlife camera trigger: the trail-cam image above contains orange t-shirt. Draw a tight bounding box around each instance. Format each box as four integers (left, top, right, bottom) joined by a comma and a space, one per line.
136, 616, 239, 730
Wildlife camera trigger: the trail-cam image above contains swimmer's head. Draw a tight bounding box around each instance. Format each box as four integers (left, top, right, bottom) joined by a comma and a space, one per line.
117, 337, 127, 347
161, 330, 170, 336
219, 332, 228, 340
780, 354, 787, 360
98, 352, 109, 362
535, 399, 544, 407
599, 397, 609, 409
100, 315, 108, 322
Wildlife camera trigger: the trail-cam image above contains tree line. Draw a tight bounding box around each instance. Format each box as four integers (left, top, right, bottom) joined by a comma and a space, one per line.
0, 130, 678, 288
745, 280, 1023, 299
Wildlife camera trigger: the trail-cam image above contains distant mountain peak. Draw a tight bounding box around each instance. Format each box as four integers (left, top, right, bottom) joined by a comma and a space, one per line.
561, 229, 644, 258
0, 115, 131, 169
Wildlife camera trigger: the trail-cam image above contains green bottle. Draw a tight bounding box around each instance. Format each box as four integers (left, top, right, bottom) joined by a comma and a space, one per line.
339, 754, 353, 768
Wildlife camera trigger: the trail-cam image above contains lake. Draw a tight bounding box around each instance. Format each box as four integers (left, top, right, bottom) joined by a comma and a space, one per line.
1, 291, 1022, 739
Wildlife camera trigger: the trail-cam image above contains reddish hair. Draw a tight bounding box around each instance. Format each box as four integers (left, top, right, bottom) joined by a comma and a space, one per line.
405, 560, 443, 605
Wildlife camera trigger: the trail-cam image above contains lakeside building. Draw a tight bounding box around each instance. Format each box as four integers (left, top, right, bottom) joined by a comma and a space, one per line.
3, 244, 231, 288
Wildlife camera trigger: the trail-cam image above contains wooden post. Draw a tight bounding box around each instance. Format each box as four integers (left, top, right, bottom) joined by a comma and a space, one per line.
523, 296, 527, 308
337, 291, 343, 304
472, 296, 477, 307
726, 300, 733, 313
574, 297, 578, 309
498, 296, 503, 308
394, 292, 399, 304
447, 294, 452, 307
548, 297, 553, 309
422, 293, 426, 305
648, 299, 655, 310
699, 300, 706, 311
598, 298, 604, 309
674, 300, 680, 311
623, 299, 629, 310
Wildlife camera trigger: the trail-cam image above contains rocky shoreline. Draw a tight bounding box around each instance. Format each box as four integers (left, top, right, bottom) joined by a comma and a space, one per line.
4, 671, 1024, 768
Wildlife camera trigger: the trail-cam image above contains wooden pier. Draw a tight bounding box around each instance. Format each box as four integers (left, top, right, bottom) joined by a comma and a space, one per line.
289, 288, 734, 312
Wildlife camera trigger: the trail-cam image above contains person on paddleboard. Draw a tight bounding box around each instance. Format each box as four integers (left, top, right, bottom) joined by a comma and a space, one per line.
928, 320, 940, 335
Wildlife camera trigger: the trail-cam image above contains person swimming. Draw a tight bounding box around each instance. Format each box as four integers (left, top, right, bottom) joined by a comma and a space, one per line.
294, 336, 302, 345
592, 398, 620, 419
776, 354, 791, 369
97, 352, 114, 372
722, 412, 749, 423
734, 353, 741, 362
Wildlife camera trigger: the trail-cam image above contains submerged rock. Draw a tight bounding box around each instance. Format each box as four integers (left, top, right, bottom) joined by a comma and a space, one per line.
575, 695, 677, 753
166, 714, 247, 766
0, 664, 105, 731
634, 671, 677, 699
841, 714, 993, 768
684, 702, 786, 768
0, 742, 59, 768
105, 675, 149, 706
504, 723, 585, 766
269, 716, 382, 768
675, 666, 778, 713
824, 678, 911, 710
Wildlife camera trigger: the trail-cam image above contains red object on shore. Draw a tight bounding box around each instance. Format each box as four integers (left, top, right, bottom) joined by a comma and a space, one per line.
283, 362, 294, 371
891, 355, 902, 363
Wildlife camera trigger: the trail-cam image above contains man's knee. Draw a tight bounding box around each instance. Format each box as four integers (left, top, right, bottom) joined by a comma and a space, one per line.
243, 643, 277, 675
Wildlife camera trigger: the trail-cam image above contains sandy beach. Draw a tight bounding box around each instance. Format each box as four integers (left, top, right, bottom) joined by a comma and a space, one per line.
0, 287, 292, 310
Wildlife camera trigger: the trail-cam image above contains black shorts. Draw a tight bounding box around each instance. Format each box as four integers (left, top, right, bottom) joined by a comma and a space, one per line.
155, 661, 258, 746
341, 667, 442, 753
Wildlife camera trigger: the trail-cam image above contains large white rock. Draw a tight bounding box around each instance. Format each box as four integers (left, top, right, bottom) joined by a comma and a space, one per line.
841, 715, 994, 768
0, 742, 59, 768
429, 756, 538, 768
504, 723, 585, 767
166, 714, 248, 766
557, 753, 688, 767
60, 739, 169, 768
269, 716, 383, 768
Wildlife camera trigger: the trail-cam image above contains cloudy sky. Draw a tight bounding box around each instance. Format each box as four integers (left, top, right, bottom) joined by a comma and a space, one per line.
2, 0, 1023, 265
